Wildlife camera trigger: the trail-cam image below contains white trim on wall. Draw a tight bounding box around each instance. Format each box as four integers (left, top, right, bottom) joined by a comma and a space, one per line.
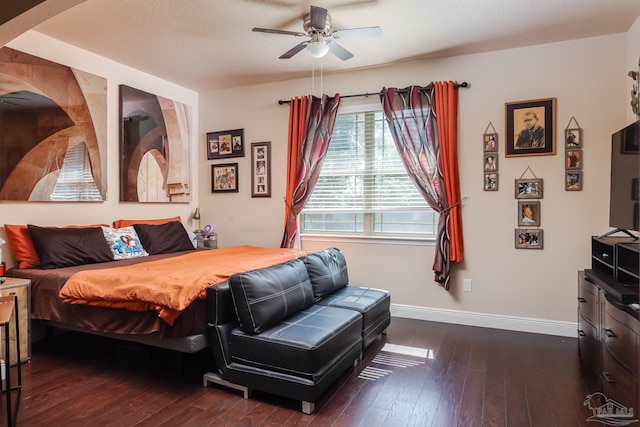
391, 303, 577, 338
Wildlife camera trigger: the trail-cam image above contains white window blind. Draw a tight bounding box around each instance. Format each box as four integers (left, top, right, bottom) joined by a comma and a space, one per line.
302, 110, 437, 237
49, 141, 103, 201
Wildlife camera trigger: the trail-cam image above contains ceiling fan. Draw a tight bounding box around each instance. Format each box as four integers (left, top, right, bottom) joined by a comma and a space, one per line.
252, 5, 381, 60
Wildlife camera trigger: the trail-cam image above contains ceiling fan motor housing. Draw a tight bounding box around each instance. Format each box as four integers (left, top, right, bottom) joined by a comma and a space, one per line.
304, 13, 331, 35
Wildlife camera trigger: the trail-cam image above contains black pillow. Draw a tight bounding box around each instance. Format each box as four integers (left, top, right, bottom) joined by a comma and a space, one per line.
27, 225, 113, 269
229, 258, 315, 334
303, 247, 349, 299
133, 221, 194, 255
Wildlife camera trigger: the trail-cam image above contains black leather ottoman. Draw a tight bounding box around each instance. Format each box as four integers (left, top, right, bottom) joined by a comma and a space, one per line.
230, 304, 362, 378
316, 286, 390, 349
304, 247, 391, 350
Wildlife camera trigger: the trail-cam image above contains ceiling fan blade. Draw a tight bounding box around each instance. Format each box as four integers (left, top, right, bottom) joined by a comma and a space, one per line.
309, 5, 328, 30
279, 41, 309, 59
332, 26, 382, 39
328, 41, 353, 61
252, 27, 305, 37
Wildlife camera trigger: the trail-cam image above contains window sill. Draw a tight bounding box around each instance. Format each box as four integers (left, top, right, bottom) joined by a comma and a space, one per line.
300, 233, 435, 247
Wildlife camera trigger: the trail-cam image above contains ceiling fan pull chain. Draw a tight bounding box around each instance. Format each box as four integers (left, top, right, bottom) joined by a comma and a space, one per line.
311, 59, 315, 94
320, 58, 323, 96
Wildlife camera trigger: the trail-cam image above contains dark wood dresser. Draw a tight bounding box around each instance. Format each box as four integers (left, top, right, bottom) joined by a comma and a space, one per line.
579, 236, 640, 412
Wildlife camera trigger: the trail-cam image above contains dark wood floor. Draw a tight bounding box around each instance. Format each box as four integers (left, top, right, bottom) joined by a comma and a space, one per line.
4, 317, 596, 426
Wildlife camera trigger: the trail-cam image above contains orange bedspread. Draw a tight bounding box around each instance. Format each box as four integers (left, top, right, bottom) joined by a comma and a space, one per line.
59, 245, 307, 325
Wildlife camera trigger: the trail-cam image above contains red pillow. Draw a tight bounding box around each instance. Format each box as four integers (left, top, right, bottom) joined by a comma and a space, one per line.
5, 224, 40, 269
113, 216, 182, 229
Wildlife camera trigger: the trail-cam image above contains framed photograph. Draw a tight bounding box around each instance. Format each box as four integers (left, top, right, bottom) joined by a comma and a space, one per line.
505, 98, 556, 157
515, 229, 544, 249
206, 129, 244, 159
518, 200, 540, 226
515, 178, 543, 199
566, 171, 583, 191
251, 141, 271, 197
483, 153, 498, 172
565, 128, 582, 148
484, 173, 498, 191
211, 163, 238, 193
565, 149, 582, 169
483, 133, 498, 152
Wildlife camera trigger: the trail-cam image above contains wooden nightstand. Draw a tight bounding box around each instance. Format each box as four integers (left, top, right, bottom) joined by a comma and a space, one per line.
0, 278, 30, 364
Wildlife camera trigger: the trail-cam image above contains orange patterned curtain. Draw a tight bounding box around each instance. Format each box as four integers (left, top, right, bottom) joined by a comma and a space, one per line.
381, 83, 463, 289
280, 94, 341, 248
434, 81, 464, 265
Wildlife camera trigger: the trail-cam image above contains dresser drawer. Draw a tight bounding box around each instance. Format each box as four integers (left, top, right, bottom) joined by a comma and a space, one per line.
601, 348, 637, 410
578, 312, 599, 368
603, 299, 637, 374
578, 275, 599, 325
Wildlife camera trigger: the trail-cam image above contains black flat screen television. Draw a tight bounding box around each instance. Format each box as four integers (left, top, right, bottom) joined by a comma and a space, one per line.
609, 120, 640, 233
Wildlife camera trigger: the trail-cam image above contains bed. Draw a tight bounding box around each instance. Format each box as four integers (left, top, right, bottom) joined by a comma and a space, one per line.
4, 220, 306, 353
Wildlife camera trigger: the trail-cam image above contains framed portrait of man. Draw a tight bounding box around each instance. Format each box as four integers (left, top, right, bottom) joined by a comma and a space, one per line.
505, 98, 556, 157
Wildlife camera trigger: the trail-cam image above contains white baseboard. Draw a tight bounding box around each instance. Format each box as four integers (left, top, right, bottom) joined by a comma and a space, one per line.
390, 303, 577, 338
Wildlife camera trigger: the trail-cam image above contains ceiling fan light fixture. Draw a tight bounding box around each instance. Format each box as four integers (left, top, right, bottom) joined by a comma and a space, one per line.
307, 41, 329, 58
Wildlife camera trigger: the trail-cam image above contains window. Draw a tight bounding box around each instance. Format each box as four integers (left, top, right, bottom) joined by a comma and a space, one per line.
301, 110, 437, 238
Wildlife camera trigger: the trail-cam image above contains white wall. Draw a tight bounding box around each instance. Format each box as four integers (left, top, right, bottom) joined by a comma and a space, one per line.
1, 21, 637, 334
199, 32, 635, 329
0, 31, 200, 267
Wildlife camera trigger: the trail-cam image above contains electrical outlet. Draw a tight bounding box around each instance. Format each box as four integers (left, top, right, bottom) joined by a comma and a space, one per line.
463, 279, 472, 292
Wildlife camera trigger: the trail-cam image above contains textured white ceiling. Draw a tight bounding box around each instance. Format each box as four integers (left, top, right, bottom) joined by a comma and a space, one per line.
6, 0, 640, 92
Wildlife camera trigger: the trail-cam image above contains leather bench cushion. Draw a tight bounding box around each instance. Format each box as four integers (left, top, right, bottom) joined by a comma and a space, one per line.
304, 247, 349, 299
316, 286, 390, 336
229, 258, 315, 334
230, 304, 362, 377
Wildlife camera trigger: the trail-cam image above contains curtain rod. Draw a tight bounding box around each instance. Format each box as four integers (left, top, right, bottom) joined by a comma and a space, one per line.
277, 81, 469, 105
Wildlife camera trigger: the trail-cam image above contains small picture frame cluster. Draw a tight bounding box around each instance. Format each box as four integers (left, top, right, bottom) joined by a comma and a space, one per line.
565, 127, 583, 191
514, 178, 543, 249
483, 133, 498, 191
251, 142, 271, 198
207, 128, 244, 159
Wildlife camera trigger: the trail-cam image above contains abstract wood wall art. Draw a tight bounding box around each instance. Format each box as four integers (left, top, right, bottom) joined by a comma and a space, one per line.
0, 47, 107, 201
119, 85, 192, 203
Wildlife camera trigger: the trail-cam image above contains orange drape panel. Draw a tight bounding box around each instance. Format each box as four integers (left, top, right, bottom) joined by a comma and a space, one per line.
282, 96, 309, 242
434, 81, 464, 262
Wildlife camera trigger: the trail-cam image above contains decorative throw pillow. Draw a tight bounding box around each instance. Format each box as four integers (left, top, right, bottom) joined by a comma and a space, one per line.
27, 225, 113, 269
4, 224, 40, 269
113, 216, 182, 229
101, 226, 149, 260
132, 221, 194, 255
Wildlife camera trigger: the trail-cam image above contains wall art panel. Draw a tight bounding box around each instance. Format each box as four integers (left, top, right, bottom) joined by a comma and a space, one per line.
119, 85, 192, 203
0, 47, 107, 201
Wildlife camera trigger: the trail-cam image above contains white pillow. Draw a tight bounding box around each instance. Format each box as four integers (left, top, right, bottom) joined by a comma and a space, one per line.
101, 226, 149, 260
